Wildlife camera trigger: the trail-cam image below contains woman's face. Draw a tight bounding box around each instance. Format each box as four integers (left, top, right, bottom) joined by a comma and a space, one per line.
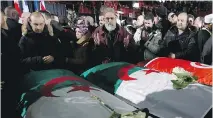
76, 28, 83, 39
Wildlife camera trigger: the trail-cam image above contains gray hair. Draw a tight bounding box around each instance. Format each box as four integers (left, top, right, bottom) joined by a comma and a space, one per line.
103, 7, 116, 15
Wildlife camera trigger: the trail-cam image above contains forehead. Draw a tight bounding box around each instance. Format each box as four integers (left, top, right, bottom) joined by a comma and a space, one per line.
30, 16, 45, 23
138, 16, 144, 20
104, 12, 116, 17
144, 19, 152, 23
178, 14, 187, 20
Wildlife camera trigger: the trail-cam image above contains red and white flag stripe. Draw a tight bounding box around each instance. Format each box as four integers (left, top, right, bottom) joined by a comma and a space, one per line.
14, 0, 22, 17
40, 0, 46, 10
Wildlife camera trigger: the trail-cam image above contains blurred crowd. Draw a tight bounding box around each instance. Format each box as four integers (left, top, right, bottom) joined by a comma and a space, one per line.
1, 3, 212, 118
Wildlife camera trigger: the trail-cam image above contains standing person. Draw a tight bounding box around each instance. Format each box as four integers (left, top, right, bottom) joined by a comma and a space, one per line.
99, 13, 105, 26
155, 5, 171, 38
4, 6, 19, 22
201, 35, 212, 65
1, 11, 22, 118
188, 14, 195, 27
194, 16, 204, 31
134, 15, 144, 45
65, 19, 93, 74
168, 12, 177, 27
4, 6, 22, 44
138, 12, 162, 61
92, 7, 134, 64
197, 14, 212, 62
20, 12, 31, 24
19, 12, 61, 71
159, 12, 197, 61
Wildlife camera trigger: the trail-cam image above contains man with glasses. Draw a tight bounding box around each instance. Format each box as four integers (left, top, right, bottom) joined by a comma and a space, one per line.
92, 7, 135, 64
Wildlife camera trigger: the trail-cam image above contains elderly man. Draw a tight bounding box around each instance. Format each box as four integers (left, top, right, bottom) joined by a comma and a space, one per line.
92, 7, 134, 64
160, 12, 197, 61
198, 14, 213, 63
19, 12, 61, 71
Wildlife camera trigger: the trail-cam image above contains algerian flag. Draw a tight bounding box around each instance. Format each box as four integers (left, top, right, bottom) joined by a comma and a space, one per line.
82, 62, 212, 118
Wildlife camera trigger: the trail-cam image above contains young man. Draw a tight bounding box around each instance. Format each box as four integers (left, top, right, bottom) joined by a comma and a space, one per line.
138, 12, 162, 61
19, 12, 61, 71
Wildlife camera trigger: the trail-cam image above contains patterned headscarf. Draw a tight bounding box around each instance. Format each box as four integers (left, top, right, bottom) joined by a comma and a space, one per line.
75, 16, 89, 35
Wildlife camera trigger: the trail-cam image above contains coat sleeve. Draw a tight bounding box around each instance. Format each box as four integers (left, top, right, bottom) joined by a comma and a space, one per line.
19, 37, 43, 65
175, 37, 196, 59
144, 31, 162, 54
66, 46, 88, 65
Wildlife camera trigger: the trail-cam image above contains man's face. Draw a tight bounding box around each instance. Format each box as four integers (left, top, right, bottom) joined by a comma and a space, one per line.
176, 14, 188, 31
194, 17, 202, 29
144, 19, 154, 30
168, 13, 177, 24
104, 12, 117, 31
136, 15, 144, 27
30, 16, 45, 33
11, 9, 19, 22
75, 28, 83, 39
188, 17, 194, 26
99, 15, 105, 26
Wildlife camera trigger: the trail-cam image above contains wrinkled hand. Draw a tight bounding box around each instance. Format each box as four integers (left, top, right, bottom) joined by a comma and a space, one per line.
169, 53, 175, 59
94, 33, 100, 45
43, 55, 54, 64
124, 35, 130, 47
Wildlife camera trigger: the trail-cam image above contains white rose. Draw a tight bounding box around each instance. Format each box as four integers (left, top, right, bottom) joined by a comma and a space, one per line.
172, 67, 192, 76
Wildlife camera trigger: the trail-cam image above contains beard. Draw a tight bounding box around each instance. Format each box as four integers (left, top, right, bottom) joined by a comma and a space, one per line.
145, 27, 152, 33
105, 23, 116, 32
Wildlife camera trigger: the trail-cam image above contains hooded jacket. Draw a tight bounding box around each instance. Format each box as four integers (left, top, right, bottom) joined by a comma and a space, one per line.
19, 23, 61, 71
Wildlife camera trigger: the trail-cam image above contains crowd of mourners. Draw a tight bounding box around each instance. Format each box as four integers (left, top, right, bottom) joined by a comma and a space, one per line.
1, 3, 212, 118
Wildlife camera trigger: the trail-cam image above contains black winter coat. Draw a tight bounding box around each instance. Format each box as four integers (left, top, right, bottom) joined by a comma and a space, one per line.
201, 36, 212, 65
159, 26, 197, 61
19, 24, 61, 71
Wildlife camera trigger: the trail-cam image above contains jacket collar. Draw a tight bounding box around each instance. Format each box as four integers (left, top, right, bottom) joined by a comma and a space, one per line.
76, 32, 91, 46
25, 22, 50, 37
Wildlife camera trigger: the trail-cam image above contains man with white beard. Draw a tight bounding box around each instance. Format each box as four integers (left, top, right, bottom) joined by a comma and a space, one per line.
92, 7, 135, 64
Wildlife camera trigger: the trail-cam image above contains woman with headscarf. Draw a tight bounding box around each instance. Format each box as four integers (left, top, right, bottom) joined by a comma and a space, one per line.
65, 18, 93, 74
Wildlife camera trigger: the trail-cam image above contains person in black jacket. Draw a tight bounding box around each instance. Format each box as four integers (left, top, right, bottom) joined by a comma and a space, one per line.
159, 12, 197, 61
155, 5, 171, 38
201, 36, 212, 65
19, 12, 61, 71
4, 6, 22, 44
197, 14, 212, 62
1, 11, 22, 118
65, 19, 93, 74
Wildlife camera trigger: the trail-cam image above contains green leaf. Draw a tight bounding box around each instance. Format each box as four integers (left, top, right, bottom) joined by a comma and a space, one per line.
171, 80, 189, 90
192, 76, 198, 80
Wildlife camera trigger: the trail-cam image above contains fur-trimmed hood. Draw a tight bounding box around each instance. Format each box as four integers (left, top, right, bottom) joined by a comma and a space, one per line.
21, 22, 54, 37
